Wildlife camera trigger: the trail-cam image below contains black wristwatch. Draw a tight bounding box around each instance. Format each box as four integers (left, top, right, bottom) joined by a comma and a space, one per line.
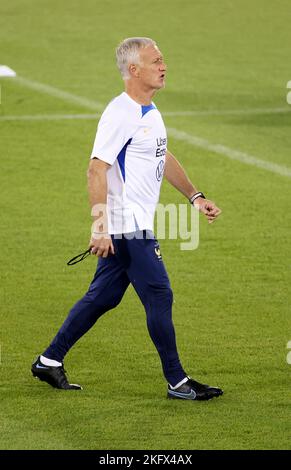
189, 192, 206, 205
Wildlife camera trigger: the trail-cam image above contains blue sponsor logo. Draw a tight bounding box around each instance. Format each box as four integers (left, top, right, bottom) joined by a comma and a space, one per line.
156, 160, 165, 181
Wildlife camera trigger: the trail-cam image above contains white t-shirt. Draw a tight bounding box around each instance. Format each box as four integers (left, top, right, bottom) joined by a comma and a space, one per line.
90, 92, 167, 234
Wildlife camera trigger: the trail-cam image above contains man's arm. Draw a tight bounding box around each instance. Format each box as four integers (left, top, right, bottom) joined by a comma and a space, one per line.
164, 150, 221, 223
87, 158, 114, 257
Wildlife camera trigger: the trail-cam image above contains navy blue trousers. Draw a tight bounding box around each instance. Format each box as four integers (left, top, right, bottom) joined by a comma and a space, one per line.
44, 231, 187, 386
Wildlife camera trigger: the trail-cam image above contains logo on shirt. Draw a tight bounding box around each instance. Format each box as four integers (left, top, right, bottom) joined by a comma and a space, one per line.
154, 242, 162, 260
156, 137, 167, 158
156, 160, 165, 182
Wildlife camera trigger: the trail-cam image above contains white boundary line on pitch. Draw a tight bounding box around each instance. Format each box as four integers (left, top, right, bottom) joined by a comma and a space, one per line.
167, 127, 291, 178
0, 113, 101, 121
1, 107, 291, 122
2, 76, 291, 178
14, 76, 104, 111
163, 107, 291, 117
3, 75, 291, 117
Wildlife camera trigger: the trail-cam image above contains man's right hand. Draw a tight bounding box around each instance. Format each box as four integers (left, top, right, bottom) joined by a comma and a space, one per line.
89, 234, 115, 258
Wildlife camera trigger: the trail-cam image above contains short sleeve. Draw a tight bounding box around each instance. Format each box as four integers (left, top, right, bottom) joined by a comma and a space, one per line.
90, 105, 132, 165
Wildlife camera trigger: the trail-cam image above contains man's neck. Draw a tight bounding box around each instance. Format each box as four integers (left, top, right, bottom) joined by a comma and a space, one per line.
125, 82, 156, 106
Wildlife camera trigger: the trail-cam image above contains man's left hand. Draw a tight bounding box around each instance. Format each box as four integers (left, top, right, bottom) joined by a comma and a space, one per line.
194, 198, 222, 224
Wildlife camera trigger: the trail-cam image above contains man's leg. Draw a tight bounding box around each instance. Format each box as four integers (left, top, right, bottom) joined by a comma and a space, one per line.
112, 231, 223, 400
113, 231, 187, 387
43, 255, 130, 363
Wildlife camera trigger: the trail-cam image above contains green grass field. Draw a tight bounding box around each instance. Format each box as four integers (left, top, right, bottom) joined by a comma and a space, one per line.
1, 0, 290, 450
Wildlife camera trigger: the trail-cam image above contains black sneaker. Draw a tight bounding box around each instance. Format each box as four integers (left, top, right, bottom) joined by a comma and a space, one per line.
31, 356, 82, 390
168, 377, 223, 400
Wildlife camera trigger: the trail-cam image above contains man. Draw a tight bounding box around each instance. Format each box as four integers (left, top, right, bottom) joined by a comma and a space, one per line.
32, 37, 223, 400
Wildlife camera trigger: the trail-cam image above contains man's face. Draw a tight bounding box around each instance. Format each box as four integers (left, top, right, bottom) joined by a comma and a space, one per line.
135, 45, 167, 90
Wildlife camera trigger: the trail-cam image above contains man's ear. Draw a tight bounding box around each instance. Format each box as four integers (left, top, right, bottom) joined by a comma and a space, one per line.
129, 64, 140, 78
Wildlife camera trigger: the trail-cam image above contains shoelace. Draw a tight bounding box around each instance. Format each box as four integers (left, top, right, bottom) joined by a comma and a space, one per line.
67, 248, 91, 266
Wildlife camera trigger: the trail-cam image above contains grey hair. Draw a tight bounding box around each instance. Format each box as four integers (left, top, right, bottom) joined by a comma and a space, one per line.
116, 37, 156, 80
